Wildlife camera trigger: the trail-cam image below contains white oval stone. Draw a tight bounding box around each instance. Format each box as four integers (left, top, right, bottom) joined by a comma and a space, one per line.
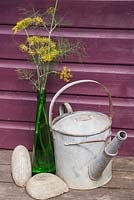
11, 145, 32, 187
26, 173, 69, 200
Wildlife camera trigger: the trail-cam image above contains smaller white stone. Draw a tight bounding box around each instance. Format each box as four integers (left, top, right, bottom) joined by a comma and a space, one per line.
26, 173, 69, 200
11, 145, 32, 187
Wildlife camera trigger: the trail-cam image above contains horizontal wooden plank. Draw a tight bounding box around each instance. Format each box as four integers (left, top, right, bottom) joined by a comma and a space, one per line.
4, 165, 134, 190
1, 150, 134, 172
0, 121, 133, 156
0, 121, 34, 150
103, 171, 134, 189
0, 183, 33, 200
0, 182, 134, 200
0, 150, 12, 165
1, 1, 134, 29
1, 26, 134, 64
113, 156, 134, 172
0, 165, 12, 183
0, 91, 133, 128
1, 60, 134, 98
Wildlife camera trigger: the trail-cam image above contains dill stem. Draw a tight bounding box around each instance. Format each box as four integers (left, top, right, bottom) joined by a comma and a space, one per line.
44, 0, 59, 90
24, 29, 41, 90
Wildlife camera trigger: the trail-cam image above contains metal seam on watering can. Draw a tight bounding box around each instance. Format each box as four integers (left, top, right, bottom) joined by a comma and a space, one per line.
64, 134, 111, 146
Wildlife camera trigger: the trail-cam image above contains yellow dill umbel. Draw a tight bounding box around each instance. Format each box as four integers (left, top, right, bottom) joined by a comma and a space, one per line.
60, 66, 73, 82
12, 16, 43, 34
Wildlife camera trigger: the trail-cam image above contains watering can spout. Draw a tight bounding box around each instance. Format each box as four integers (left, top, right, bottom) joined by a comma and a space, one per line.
89, 130, 127, 181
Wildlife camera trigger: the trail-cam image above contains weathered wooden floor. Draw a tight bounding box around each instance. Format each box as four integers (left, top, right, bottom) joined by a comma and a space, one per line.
0, 150, 134, 200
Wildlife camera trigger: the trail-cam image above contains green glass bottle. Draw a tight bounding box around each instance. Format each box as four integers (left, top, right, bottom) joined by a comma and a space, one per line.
32, 90, 56, 174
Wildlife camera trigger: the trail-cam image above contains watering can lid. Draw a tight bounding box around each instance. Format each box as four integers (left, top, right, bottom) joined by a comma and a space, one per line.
52, 111, 112, 136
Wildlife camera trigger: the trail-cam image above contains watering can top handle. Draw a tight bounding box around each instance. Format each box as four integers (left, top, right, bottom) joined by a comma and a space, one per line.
49, 80, 112, 127
59, 102, 73, 116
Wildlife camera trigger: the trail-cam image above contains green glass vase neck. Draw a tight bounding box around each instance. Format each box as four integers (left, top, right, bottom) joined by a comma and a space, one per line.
37, 90, 46, 102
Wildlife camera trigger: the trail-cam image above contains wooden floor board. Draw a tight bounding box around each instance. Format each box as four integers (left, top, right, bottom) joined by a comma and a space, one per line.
0, 150, 134, 200
0, 150, 12, 165
103, 171, 134, 189
0, 182, 33, 200
0, 165, 12, 183
113, 157, 134, 172
0, 183, 134, 200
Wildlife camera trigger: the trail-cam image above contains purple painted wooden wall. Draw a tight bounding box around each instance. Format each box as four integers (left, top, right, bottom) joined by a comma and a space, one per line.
0, 0, 134, 156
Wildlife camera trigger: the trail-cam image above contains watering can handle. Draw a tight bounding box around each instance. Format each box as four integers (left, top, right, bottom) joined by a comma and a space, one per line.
59, 102, 73, 116
49, 80, 112, 127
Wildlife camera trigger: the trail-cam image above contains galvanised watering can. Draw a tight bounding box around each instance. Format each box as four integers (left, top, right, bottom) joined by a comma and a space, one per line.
49, 80, 127, 189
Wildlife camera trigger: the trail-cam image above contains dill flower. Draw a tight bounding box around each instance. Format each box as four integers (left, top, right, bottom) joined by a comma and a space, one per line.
41, 49, 60, 62
25, 36, 60, 62
19, 44, 28, 52
28, 49, 35, 56
50, 41, 56, 48
12, 18, 33, 34
12, 16, 43, 34
42, 54, 52, 62
27, 36, 38, 46
36, 47, 47, 55
60, 66, 73, 82
33, 16, 43, 25
26, 36, 56, 47
47, 7, 55, 15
